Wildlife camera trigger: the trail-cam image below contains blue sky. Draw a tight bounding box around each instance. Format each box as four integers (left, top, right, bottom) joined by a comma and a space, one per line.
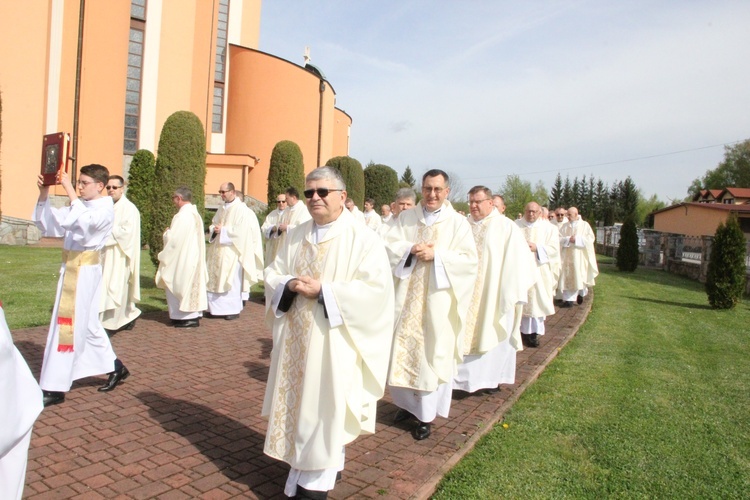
259, 1, 750, 203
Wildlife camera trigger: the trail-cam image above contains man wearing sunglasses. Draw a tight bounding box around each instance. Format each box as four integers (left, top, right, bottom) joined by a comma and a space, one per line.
100, 175, 141, 335
265, 187, 311, 265
264, 167, 394, 499
383, 169, 478, 441
262, 194, 287, 264
205, 182, 263, 320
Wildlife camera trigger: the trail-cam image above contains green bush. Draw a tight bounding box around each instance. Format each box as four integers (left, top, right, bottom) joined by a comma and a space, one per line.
126, 149, 156, 248
148, 111, 206, 266
267, 140, 304, 205
706, 216, 747, 309
364, 163, 399, 209
616, 217, 639, 272
326, 156, 364, 208
1, 91, 3, 219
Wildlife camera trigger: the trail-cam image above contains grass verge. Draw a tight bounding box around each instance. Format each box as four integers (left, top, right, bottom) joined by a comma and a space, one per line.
433, 259, 750, 498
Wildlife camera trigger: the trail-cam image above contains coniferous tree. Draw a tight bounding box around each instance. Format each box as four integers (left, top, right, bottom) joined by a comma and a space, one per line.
364, 163, 399, 209
706, 216, 747, 309
148, 111, 206, 266
126, 149, 156, 247
616, 216, 639, 272
562, 175, 573, 207
593, 179, 608, 224
549, 173, 563, 208
326, 156, 365, 207
267, 140, 305, 206
400, 165, 416, 187
621, 176, 639, 218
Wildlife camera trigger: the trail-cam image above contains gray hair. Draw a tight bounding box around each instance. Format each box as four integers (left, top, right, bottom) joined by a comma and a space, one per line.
174, 186, 192, 202
306, 166, 346, 190
395, 187, 417, 203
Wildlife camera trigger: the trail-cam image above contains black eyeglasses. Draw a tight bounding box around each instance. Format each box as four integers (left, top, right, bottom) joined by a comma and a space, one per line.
218, 190, 233, 194
106, 185, 122, 190
303, 188, 343, 199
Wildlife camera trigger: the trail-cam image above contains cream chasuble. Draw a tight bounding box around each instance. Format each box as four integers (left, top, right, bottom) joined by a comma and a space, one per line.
263, 209, 394, 471
515, 218, 560, 318
156, 203, 208, 313
265, 202, 312, 267
559, 219, 599, 292
262, 208, 283, 265
462, 210, 537, 356
384, 201, 478, 392
206, 198, 264, 294
100, 195, 141, 329
1, 305, 44, 500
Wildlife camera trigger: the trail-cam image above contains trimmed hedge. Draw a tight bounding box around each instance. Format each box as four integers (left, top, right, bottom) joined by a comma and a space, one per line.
706, 215, 747, 309
147, 111, 206, 266
326, 156, 364, 208
616, 216, 639, 272
126, 149, 156, 248
267, 140, 304, 206
364, 163, 399, 210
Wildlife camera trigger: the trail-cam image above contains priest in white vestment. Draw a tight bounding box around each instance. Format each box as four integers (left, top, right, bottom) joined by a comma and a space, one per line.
265, 187, 312, 266
206, 182, 263, 319
377, 188, 416, 238
32, 165, 130, 407
454, 187, 537, 393
262, 194, 287, 265
156, 186, 208, 328
264, 167, 394, 498
515, 202, 561, 348
383, 170, 478, 441
345, 198, 366, 225
362, 198, 382, 231
558, 207, 599, 307
100, 175, 141, 333
381, 204, 393, 223
0, 304, 44, 500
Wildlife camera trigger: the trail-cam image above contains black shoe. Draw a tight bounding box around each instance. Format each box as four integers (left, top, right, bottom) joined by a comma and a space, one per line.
577, 294, 584, 305
394, 408, 417, 423
561, 301, 574, 308
43, 391, 65, 407
294, 485, 328, 499
521, 333, 531, 347
527, 333, 540, 348
98, 365, 130, 392
336, 471, 342, 482
173, 319, 200, 328
104, 328, 117, 337
123, 319, 137, 330
412, 421, 432, 440
224, 314, 240, 321
483, 386, 501, 394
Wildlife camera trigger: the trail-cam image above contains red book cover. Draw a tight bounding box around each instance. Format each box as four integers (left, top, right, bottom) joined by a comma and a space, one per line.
40, 132, 70, 186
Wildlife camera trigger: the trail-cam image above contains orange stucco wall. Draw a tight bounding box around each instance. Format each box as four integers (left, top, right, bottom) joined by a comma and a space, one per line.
226, 47, 336, 203
653, 205, 730, 236
0, 1, 51, 218
333, 108, 352, 157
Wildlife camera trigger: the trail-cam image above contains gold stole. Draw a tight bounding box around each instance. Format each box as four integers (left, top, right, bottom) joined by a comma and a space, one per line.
57, 250, 100, 352
266, 238, 330, 462
462, 221, 487, 355
207, 203, 234, 290
389, 223, 438, 389
520, 224, 539, 317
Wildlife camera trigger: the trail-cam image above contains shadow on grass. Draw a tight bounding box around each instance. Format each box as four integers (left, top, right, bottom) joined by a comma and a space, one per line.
136, 391, 286, 495
627, 296, 713, 310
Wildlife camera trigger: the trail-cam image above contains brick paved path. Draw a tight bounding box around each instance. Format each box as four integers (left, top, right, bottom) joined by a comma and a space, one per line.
13, 296, 592, 499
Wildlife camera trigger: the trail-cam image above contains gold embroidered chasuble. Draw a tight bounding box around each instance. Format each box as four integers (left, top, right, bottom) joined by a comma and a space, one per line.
384, 201, 478, 392
206, 198, 264, 294
558, 219, 599, 291
265, 202, 312, 267
155, 203, 208, 312
463, 211, 537, 356
263, 209, 394, 470
515, 219, 560, 318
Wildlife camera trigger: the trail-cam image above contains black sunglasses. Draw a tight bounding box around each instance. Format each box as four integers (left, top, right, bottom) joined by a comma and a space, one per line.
303, 188, 343, 199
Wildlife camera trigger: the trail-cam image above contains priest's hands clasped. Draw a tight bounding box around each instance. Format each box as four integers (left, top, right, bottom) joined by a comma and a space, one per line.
289, 275, 322, 299
411, 242, 435, 261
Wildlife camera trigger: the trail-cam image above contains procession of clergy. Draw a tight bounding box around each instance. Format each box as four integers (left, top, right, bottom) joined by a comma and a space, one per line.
2, 164, 598, 499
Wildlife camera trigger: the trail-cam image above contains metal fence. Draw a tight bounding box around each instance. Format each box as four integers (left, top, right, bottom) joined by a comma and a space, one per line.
595, 226, 750, 292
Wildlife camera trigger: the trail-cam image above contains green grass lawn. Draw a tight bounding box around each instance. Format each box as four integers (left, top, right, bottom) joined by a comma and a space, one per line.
433, 258, 750, 499
0, 245, 265, 330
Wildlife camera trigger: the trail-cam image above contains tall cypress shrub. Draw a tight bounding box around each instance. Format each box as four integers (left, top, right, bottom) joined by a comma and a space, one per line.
364, 163, 399, 209
616, 216, 639, 272
267, 140, 304, 206
126, 149, 156, 248
148, 111, 206, 266
706, 216, 747, 309
326, 156, 364, 207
